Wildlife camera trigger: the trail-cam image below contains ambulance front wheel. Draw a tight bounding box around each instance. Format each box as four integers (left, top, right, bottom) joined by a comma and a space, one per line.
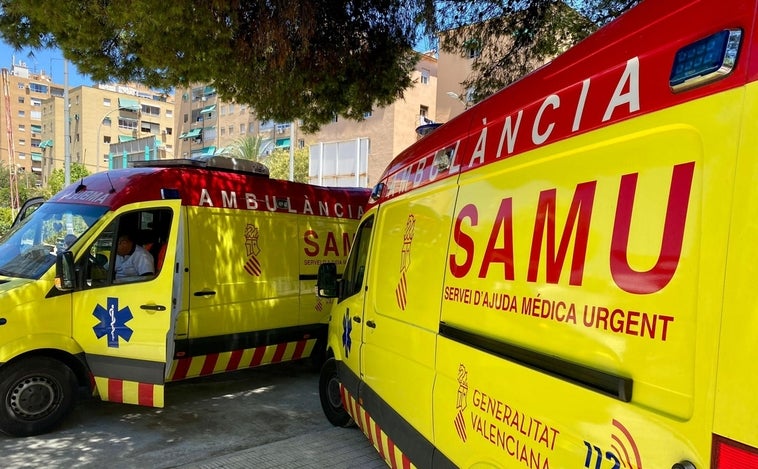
0, 356, 78, 437
319, 358, 354, 427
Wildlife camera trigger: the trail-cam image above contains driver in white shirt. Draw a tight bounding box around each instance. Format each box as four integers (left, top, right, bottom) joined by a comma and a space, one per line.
114, 232, 154, 280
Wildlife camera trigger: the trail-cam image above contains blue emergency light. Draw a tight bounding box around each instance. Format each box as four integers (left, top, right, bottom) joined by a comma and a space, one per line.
670, 29, 742, 92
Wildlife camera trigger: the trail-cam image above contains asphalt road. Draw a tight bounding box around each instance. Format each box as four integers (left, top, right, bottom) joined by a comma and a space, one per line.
0, 361, 384, 469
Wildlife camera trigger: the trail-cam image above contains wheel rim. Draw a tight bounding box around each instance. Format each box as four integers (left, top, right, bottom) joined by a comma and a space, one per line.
8, 375, 61, 420
326, 376, 343, 410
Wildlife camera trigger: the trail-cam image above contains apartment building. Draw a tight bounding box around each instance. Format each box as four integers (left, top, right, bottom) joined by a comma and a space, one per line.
39, 83, 175, 183
174, 85, 300, 159
0, 61, 63, 181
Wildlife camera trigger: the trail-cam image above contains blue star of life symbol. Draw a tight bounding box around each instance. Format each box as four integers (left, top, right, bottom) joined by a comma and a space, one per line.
93, 297, 134, 348
342, 310, 352, 358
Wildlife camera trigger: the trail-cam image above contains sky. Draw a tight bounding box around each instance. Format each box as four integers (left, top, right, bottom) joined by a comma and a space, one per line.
0, 43, 93, 88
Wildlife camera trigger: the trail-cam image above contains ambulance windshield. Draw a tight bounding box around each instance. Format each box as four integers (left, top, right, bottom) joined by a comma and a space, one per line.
0, 202, 108, 279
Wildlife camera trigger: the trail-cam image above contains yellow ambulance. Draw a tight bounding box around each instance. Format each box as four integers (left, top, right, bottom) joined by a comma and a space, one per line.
315, 0, 758, 467
0, 156, 369, 437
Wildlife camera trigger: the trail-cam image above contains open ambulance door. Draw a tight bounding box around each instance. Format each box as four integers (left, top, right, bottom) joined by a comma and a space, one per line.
71, 200, 182, 408
11, 196, 45, 229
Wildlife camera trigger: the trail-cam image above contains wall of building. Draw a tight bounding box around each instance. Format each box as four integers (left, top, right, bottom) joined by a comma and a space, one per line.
306, 53, 438, 187
435, 35, 474, 124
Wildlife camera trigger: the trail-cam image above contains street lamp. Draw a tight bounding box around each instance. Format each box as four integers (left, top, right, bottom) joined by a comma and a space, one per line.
96, 103, 140, 173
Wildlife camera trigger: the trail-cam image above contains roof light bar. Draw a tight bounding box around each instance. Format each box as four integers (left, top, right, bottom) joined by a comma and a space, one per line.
670, 29, 742, 92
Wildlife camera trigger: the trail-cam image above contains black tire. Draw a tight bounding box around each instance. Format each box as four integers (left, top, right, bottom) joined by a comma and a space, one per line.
0, 357, 78, 437
318, 358, 354, 427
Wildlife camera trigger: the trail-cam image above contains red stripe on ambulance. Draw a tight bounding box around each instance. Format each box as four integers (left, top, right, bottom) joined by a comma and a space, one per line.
340, 383, 415, 469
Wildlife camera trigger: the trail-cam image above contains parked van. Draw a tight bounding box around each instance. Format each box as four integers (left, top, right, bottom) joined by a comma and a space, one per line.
0, 156, 369, 437
315, 0, 758, 467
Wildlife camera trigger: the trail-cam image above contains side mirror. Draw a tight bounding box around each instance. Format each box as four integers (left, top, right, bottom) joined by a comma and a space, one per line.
316, 263, 338, 298
55, 251, 75, 291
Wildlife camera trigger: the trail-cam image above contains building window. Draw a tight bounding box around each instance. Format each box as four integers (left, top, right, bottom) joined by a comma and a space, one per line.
19, 139, 26, 146
29, 83, 49, 94
103, 98, 111, 107
220, 105, 227, 116
240, 124, 245, 134
18, 110, 25, 118
298, 139, 305, 149
118, 118, 138, 130
17, 83, 24, 90
141, 104, 160, 116
17, 152, 25, 159
228, 125, 234, 134
363, 111, 373, 119
103, 117, 112, 127
166, 127, 172, 135
142, 121, 160, 133
17, 97, 24, 104
421, 68, 430, 84
30, 111, 41, 120
229, 104, 235, 114
249, 122, 255, 133
166, 110, 173, 118
419, 105, 429, 120
18, 124, 25, 132
104, 136, 111, 144
220, 127, 226, 136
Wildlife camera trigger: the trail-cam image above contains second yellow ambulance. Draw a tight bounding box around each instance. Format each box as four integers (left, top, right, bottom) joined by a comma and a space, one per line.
0, 156, 369, 437
316, 0, 758, 467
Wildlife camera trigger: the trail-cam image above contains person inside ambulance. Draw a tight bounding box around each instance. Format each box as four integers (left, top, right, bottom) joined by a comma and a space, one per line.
114, 231, 154, 282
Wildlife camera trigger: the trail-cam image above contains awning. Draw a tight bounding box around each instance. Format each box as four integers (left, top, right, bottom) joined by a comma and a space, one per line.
118, 98, 140, 112
31, 124, 42, 133
275, 137, 291, 148
38, 139, 53, 148
181, 128, 202, 139
200, 104, 216, 114
118, 135, 135, 142
31, 152, 42, 162
200, 146, 216, 156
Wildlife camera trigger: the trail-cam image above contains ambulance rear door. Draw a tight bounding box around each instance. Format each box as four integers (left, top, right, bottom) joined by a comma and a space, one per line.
71, 200, 181, 408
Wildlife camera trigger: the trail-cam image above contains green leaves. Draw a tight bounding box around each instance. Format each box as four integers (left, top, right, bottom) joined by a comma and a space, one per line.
0, 0, 636, 129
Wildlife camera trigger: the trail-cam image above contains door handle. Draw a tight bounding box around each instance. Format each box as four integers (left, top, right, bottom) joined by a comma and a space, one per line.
353, 316, 361, 323
193, 290, 216, 297
140, 304, 166, 311
366, 320, 376, 328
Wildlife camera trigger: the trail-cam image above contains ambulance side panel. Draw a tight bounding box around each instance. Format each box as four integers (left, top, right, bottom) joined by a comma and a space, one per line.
714, 81, 758, 450
432, 20, 747, 469
175, 207, 306, 380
